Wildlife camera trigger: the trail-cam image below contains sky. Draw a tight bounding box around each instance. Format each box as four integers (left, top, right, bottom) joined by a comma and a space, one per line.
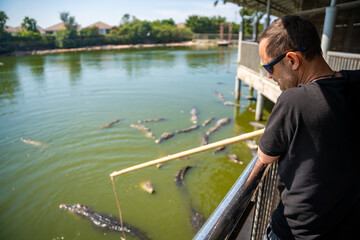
0, 0, 243, 28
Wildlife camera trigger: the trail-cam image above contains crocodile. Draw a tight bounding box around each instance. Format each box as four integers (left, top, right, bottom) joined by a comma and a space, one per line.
175, 125, 199, 134
201, 117, 215, 127
137, 118, 165, 123
174, 166, 206, 232
155, 132, 175, 143
190, 107, 199, 124
99, 119, 123, 129
206, 117, 231, 136
59, 204, 151, 240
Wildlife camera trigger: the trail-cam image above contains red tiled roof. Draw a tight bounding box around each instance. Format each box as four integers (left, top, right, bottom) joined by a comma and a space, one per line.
45, 22, 66, 31
4, 26, 22, 33
86, 21, 112, 29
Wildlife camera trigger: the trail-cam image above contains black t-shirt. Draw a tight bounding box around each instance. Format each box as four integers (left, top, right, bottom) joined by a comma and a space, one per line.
259, 70, 360, 239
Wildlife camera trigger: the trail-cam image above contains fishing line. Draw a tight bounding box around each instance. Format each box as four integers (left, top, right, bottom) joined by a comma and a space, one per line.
108, 129, 265, 239
111, 176, 127, 240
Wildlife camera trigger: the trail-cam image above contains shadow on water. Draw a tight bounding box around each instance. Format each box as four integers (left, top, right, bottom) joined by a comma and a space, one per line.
21, 55, 46, 85
78, 48, 178, 79
55, 52, 82, 85
185, 46, 234, 71
119, 48, 177, 78
0, 57, 20, 104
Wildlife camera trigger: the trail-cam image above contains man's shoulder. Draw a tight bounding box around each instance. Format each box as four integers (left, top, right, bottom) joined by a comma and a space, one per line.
278, 85, 309, 102
340, 69, 360, 78
340, 69, 360, 85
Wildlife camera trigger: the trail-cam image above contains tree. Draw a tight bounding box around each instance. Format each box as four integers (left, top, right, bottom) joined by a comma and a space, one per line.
121, 14, 130, 26
21, 17, 38, 32
56, 12, 79, 48
80, 26, 100, 37
185, 15, 226, 33
0, 11, 8, 30
60, 12, 78, 32
239, 8, 265, 40
119, 19, 151, 44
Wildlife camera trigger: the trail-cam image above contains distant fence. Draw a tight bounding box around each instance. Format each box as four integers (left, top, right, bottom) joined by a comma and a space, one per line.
193, 33, 252, 43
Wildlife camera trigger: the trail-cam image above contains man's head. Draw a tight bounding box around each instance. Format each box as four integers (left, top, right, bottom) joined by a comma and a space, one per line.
258, 15, 323, 90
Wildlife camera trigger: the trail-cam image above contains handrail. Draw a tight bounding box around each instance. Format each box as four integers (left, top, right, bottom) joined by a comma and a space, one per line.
194, 155, 269, 240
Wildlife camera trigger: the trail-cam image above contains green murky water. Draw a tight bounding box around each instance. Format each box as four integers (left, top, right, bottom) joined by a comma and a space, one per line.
0, 46, 267, 240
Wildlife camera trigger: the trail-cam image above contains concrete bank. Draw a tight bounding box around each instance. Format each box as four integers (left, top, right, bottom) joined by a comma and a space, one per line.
3, 41, 197, 57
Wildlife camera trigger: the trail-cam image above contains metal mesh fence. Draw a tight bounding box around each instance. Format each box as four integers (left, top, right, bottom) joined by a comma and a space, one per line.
251, 162, 279, 240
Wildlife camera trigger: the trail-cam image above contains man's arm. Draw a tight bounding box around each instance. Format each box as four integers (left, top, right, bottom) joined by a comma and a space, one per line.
246, 148, 280, 184
258, 147, 280, 165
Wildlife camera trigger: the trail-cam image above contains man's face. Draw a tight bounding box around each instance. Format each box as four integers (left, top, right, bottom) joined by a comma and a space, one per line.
259, 38, 297, 91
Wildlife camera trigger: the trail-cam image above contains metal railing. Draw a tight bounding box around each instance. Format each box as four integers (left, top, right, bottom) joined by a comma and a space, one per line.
193, 33, 240, 41
194, 155, 279, 240
238, 42, 360, 73
251, 161, 279, 240
326, 51, 360, 71
239, 41, 261, 73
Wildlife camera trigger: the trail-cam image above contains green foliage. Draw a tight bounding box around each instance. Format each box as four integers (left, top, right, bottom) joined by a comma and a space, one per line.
15, 30, 44, 41
55, 12, 80, 48
121, 14, 131, 26
151, 24, 192, 43
185, 15, 226, 33
118, 19, 151, 44
80, 26, 104, 46
21, 17, 38, 32
55, 29, 79, 48
105, 27, 121, 44
239, 8, 265, 39
0, 12, 193, 54
80, 26, 100, 37
0, 11, 9, 30
152, 18, 175, 26
60, 12, 78, 31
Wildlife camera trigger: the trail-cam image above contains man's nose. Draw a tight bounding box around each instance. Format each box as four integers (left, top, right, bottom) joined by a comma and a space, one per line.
267, 72, 273, 78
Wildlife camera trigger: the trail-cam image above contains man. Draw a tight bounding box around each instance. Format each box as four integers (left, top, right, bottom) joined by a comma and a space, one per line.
257, 15, 360, 239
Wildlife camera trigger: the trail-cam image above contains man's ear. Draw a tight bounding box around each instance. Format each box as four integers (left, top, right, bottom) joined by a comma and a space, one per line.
286, 52, 300, 70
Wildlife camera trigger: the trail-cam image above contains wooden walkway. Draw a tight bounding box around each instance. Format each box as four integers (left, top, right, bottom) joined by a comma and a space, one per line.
237, 65, 281, 103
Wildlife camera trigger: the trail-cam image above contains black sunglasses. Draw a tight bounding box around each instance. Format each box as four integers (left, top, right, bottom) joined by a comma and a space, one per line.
262, 46, 306, 75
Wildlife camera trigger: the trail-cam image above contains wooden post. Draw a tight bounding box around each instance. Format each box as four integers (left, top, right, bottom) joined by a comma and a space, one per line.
228, 23, 232, 43
220, 23, 224, 41
235, 76, 241, 100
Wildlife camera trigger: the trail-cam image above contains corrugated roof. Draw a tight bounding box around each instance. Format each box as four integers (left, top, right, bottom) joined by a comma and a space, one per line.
219, 0, 354, 17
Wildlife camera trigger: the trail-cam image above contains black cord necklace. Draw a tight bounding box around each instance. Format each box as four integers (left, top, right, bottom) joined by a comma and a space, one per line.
309, 71, 336, 82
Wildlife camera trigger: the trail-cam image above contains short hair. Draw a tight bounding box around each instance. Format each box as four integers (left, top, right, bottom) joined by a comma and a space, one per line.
258, 15, 322, 60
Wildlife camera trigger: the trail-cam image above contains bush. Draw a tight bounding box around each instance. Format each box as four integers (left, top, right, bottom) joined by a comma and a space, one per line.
151, 24, 193, 43
55, 29, 79, 48
151, 24, 172, 43
118, 20, 152, 44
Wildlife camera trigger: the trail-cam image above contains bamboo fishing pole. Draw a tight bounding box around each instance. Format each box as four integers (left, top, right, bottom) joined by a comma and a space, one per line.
110, 128, 265, 179
109, 128, 265, 239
